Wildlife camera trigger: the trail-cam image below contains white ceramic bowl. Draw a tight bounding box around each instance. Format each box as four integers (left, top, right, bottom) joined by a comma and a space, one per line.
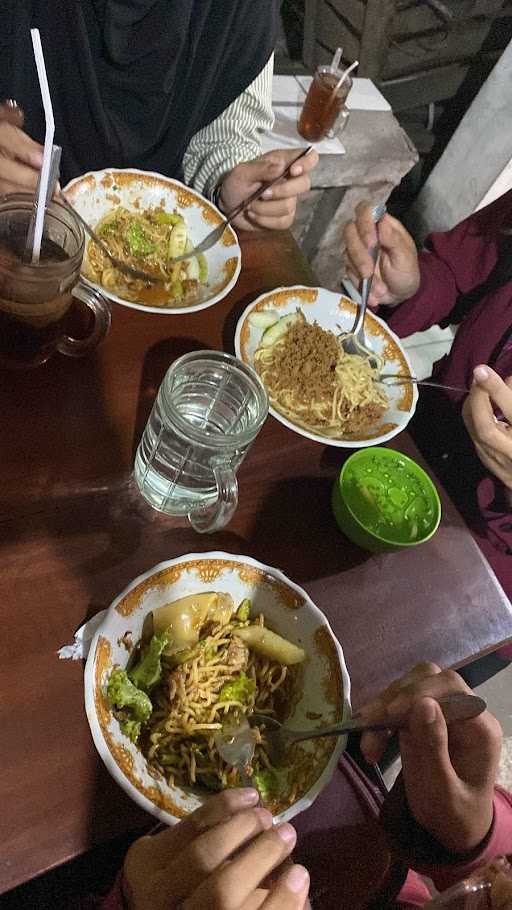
84, 552, 350, 825
64, 168, 241, 314
235, 285, 418, 448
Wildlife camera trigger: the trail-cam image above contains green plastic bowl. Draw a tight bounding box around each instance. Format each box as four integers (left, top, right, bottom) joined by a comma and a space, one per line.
332, 447, 442, 553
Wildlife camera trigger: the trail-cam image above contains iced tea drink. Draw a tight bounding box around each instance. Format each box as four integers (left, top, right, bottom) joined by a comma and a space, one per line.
0, 194, 110, 369
298, 66, 352, 142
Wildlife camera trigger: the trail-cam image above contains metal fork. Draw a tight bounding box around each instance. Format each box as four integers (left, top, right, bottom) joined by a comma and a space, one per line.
340, 201, 387, 362
379, 373, 469, 395
62, 144, 314, 286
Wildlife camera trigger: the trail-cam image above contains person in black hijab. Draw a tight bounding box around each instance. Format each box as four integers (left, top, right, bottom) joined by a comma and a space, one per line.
0, 1, 318, 230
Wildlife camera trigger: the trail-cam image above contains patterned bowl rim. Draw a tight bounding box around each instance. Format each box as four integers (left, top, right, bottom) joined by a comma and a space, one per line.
84, 551, 352, 825
64, 167, 242, 315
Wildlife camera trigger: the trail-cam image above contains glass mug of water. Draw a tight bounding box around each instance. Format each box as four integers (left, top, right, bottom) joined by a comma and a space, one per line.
0, 193, 111, 369
134, 351, 269, 533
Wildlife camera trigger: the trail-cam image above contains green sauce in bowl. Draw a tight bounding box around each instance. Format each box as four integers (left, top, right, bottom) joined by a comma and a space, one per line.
332, 448, 441, 552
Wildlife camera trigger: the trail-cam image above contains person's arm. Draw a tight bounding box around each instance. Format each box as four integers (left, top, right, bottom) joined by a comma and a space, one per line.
420, 787, 512, 894
385, 213, 500, 337
343, 197, 507, 338
182, 54, 274, 201
359, 664, 503, 908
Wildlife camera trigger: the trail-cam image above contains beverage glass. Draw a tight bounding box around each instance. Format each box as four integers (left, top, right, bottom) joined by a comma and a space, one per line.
134, 350, 269, 533
426, 854, 512, 907
298, 66, 352, 142
0, 193, 111, 369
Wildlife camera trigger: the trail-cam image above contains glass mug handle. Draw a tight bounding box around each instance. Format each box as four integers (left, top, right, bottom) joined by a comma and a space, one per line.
188, 458, 238, 534
56, 281, 111, 358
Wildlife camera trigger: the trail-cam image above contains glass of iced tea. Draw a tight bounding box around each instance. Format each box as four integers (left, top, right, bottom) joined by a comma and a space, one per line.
298, 65, 352, 142
0, 193, 111, 369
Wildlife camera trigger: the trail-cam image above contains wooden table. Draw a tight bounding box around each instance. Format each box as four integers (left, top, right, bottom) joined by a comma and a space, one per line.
1, 231, 511, 896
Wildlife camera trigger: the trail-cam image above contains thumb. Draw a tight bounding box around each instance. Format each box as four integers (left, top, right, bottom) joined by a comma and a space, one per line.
398, 697, 456, 787
473, 364, 512, 423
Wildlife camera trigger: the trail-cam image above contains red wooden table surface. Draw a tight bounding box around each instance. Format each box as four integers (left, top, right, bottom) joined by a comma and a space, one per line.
1, 231, 511, 894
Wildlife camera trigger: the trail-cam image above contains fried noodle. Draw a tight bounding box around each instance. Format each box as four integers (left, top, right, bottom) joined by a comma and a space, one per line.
143, 613, 293, 796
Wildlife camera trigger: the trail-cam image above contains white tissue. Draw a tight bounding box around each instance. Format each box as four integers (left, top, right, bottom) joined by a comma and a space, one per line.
57, 609, 107, 660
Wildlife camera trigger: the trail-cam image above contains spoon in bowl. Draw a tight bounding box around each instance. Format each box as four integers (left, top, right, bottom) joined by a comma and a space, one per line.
247, 692, 486, 766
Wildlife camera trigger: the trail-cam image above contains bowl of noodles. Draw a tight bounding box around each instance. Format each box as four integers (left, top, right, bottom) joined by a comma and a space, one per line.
84, 552, 350, 824
64, 168, 241, 314
235, 286, 418, 447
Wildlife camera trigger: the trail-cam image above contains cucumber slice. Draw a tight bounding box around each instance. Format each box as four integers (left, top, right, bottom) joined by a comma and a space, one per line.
249, 310, 279, 330
259, 312, 300, 348
186, 256, 200, 281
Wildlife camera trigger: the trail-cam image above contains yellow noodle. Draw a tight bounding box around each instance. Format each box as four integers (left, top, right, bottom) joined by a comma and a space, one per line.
254, 310, 388, 438
140, 614, 292, 799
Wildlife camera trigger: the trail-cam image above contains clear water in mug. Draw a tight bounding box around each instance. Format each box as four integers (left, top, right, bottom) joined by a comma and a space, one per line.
134, 362, 263, 515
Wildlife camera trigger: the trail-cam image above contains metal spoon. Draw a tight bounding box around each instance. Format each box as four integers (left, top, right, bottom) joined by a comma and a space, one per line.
247, 693, 486, 766
61, 144, 315, 286
340, 201, 387, 363
214, 716, 258, 789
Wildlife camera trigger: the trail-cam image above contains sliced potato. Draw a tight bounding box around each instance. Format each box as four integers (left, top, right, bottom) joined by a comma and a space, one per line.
235, 626, 306, 665
147, 592, 234, 655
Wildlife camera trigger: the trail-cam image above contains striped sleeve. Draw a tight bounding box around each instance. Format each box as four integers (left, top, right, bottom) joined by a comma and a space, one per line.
182, 54, 275, 200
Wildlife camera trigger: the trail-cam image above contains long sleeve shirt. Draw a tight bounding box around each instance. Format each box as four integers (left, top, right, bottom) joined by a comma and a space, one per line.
182, 55, 275, 199
384, 191, 512, 615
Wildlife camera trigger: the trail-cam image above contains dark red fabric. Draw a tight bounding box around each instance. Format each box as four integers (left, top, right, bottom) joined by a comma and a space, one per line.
385, 191, 512, 613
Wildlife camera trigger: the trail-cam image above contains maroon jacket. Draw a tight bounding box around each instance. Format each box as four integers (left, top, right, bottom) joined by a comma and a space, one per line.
385, 190, 512, 608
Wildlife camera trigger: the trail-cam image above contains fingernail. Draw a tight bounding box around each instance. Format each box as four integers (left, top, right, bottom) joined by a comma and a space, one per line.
238, 788, 259, 805
285, 865, 309, 893
276, 822, 296, 845
262, 188, 273, 199
474, 365, 489, 383
255, 808, 274, 828
31, 150, 43, 168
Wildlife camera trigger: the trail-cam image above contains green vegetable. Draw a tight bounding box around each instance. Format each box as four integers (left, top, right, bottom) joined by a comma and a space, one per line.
218, 672, 255, 704
253, 768, 280, 800
128, 632, 169, 692
107, 668, 152, 742
125, 221, 155, 257
98, 219, 119, 238
236, 599, 251, 622
169, 280, 184, 300
119, 717, 142, 743
198, 253, 208, 284
153, 211, 184, 225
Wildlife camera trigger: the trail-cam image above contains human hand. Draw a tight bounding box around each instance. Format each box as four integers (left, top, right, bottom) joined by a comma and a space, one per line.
0, 104, 43, 195
463, 365, 512, 493
218, 148, 318, 231
343, 202, 421, 307
359, 663, 502, 854
123, 788, 310, 910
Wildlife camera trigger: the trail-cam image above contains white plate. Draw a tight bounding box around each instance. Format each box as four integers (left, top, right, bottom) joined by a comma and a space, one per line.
84, 552, 350, 826
235, 285, 418, 448
64, 168, 241, 314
